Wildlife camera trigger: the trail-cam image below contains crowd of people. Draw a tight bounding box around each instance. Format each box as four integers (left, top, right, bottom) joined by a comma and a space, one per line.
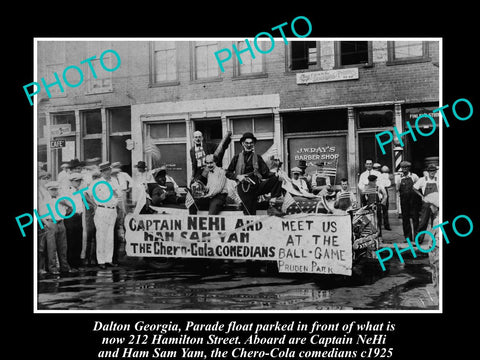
37, 130, 439, 276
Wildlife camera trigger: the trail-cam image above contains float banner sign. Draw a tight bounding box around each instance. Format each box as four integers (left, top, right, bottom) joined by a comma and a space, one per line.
125, 213, 352, 275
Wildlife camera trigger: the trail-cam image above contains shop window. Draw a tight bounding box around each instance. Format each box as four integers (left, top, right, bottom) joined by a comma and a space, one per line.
150, 41, 178, 85
109, 107, 131, 133
232, 115, 274, 135
336, 41, 371, 67
358, 108, 394, 128
405, 106, 439, 128
109, 107, 132, 173
38, 144, 47, 163
387, 41, 429, 64
150, 122, 186, 139
283, 109, 348, 133
81, 109, 102, 161
290, 41, 319, 70
83, 138, 102, 160
231, 115, 274, 158
83, 110, 102, 135
51, 112, 76, 134
154, 143, 188, 187
193, 41, 220, 80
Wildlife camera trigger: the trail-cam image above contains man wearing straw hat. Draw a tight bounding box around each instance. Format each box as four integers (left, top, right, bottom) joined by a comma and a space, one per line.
93, 162, 120, 269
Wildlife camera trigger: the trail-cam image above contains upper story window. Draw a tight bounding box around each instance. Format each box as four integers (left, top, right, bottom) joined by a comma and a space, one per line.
193, 41, 220, 80
387, 41, 430, 65
234, 41, 265, 77
85, 41, 113, 94
335, 41, 372, 67
43, 42, 66, 98
287, 41, 320, 71
150, 41, 178, 85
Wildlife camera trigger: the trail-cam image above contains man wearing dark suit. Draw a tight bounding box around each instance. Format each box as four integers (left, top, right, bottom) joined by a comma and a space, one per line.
226, 132, 282, 215
189, 131, 217, 184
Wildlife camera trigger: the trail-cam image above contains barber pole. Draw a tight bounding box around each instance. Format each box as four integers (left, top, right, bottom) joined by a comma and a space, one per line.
394, 146, 403, 172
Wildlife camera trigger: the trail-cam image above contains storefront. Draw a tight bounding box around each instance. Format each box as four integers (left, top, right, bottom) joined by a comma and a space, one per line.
41, 106, 132, 178
132, 97, 439, 211
131, 94, 281, 187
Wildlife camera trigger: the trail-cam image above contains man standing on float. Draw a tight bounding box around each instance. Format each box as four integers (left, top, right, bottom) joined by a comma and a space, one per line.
226, 132, 282, 215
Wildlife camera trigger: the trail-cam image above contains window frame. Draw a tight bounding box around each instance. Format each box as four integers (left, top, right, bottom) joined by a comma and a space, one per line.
334, 41, 373, 69
84, 41, 114, 95
229, 115, 275, 159
286, 40, 322, 73
149, 41, 180, 87
232, 41, 267, 79
190, 41, 222, 82
386, 41, 430, 65
43, 41, 67, 99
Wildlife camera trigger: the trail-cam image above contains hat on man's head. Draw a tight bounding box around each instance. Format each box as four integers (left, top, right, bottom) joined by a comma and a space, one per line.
426, 164, 438, 171
91, 171, 102, 180
38, 171, 51, 180
69, 158, 85, 169
373, 163, 381, 169
400, 161, 412, 168
239, 132, 257, 143
98, 161, 111, 172
297, 160, 307, 169
69, 173, 83, 181
45, 181, 60, 190
111, 161, 122, 169
60, 163, 69, 169
152, 166, 167, 177
134, 161, 147, 169
85, 157, 101, 165
291, 167, 302, 174
368, 174, 378, 181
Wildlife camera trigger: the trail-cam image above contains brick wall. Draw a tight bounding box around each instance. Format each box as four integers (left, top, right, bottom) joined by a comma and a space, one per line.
37, 40, 439, 113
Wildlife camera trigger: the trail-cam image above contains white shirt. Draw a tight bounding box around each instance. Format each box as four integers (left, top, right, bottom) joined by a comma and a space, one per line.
358, 169, 382, 192
92, 177, 119, 207
205, 167, 228, 197
132, 170, 155, 203
38, 191, 70, 222
114, 172, 133, 191
377, 173, 392, 189
414, 174, 438, 193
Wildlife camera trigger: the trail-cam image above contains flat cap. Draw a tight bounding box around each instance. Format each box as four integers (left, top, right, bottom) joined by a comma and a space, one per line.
45, 181, 60, 190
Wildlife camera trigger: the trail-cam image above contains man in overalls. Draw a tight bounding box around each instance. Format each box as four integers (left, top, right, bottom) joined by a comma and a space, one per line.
414, 164, 439, 244
395, 161, 420, 242
362, 174, 387, 239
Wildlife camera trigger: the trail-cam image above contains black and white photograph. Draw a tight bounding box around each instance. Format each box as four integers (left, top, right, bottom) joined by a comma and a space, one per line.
33, 37, 442, 312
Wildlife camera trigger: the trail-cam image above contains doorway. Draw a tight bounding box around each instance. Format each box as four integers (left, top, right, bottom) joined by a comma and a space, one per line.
193, 119, 222, 146
358, 131, 396, 209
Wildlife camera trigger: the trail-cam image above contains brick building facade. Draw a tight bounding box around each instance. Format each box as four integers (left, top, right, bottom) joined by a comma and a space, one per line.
36, 39, 440, 207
